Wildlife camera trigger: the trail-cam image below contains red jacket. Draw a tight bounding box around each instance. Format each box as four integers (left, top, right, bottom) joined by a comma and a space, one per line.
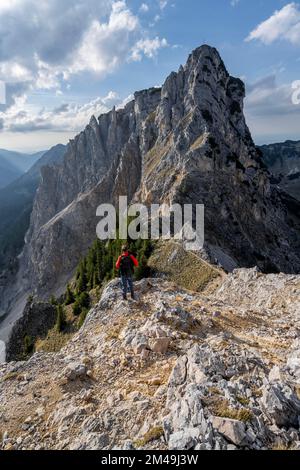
116, 252, 139, 270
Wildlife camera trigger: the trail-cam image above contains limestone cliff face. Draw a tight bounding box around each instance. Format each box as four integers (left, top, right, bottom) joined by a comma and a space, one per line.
14, 45, 300, 301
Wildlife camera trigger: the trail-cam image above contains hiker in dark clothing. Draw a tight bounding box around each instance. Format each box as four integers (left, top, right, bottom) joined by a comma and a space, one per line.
116, 244, 139, 300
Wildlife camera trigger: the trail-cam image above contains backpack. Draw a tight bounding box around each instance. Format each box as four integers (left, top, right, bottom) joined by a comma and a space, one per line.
119, 254, 134, 275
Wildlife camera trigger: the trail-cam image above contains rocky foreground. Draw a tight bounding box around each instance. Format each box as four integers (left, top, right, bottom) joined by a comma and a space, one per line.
0, 268, 299, 451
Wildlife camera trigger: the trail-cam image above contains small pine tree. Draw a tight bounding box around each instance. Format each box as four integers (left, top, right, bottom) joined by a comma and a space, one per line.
79, 292, 90, 309
65, 284, 75, 305
93, 269, 100, 288
78, 308, 89, 328
76, 260, 87, 294
72, 299, 82, 316
24, 335, 34, 355
56, 304, 66, 332
95, 240, 104, 283
72, 292, 90, 316
50, 295, 57, 306
134, 254, 149, 280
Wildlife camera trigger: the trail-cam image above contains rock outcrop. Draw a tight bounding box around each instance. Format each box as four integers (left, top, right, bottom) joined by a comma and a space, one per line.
5, 300, 56, 362
0, 268, 299, 450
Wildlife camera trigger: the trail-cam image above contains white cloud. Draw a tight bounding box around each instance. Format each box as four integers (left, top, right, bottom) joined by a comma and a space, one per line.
0, 81, 6, 105
230, 0, 240, 6
244, 74, 300, 142
246, 74, 297, 115
246, 2, 300, 45
0, 0, 22, 13
0, 0, 168, 89
130, 37, 168, 61
68, 2, 139, 75
140, 3, 149, 13
102, 90, 120, 104
159, 0, 168, 10
0, 62, 32, 83
0, 0, 169, 133
0, 91, 125, 133
292, 80, 300, 104
0, 1, 140, 82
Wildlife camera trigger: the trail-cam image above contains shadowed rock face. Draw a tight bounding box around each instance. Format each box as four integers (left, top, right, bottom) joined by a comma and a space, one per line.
3, 45, 300, 311
6, 300, 56, 362
259, 140, 300, 202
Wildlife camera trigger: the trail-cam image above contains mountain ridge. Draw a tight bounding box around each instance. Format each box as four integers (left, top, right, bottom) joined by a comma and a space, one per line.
0, 157, 22, 189
0, 268, 299, 450
0, 44, 300, 353
0, 145, 67, 327
0, 149, 45, 189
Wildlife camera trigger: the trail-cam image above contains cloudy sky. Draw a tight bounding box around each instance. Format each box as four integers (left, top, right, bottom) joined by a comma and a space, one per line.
0, 0, 299, 152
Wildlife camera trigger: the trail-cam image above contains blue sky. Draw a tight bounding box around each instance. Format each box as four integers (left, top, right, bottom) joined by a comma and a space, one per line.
0, 0, 299, 152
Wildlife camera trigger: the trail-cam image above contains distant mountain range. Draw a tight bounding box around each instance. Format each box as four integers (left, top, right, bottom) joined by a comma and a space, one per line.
0, 157, 22, 189
0, 144, 66, 273
259, 140, 300, 202
0, 149, 45, 189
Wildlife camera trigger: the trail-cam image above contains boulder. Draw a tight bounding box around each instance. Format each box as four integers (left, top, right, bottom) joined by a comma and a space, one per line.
168, 428, 200, 450
63, 362, 87, 381
212, 417, 246, 446
149, 337, 170, 354
261, 384, 300, 428
69, 432, 109, 450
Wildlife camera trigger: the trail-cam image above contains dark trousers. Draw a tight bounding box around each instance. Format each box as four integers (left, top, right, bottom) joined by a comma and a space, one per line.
121, 274, 134, 298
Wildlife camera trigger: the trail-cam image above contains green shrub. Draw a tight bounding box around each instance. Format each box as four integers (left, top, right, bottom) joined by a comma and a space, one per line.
65, 284, 75, 305
78, 308, 89, 328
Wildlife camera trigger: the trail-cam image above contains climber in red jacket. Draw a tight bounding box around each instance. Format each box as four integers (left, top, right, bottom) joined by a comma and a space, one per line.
116, 244, 139, 300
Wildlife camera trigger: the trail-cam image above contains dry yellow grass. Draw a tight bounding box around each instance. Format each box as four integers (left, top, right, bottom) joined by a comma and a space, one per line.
204, 395, 254, 423
212, 400, 253, 422
35, 329, 74, 353
148, 241, 221, 292
236, 396, 250, 406
106, 319, 128, 341
134, 426, 164, 448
